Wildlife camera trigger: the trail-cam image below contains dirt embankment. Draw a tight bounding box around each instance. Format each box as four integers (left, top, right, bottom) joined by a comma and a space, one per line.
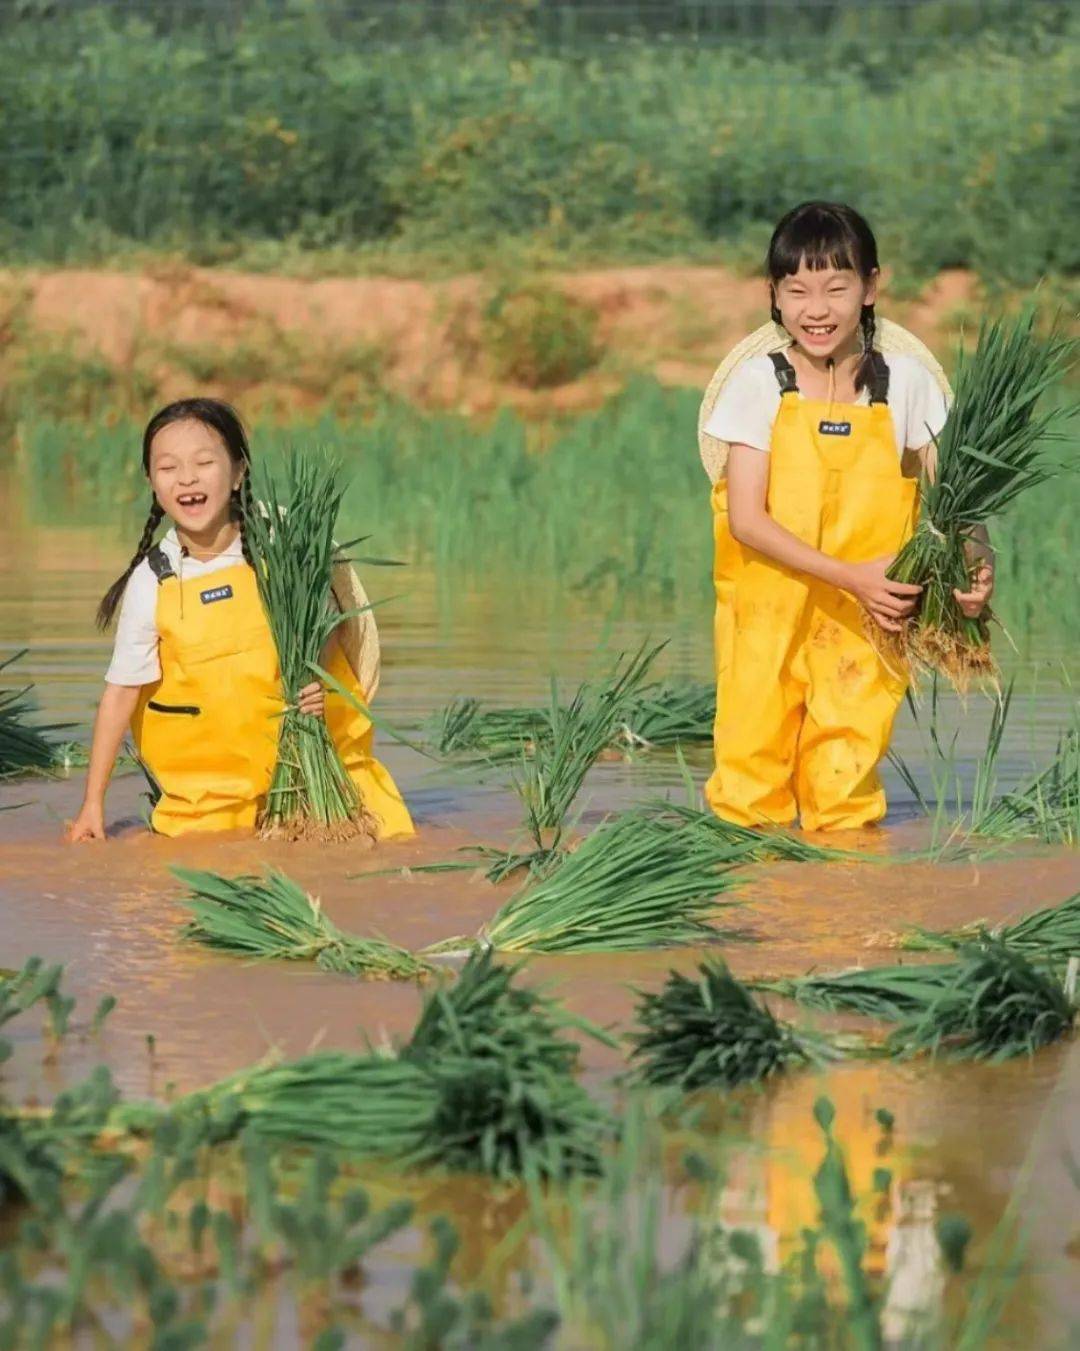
3, 263, 981, 420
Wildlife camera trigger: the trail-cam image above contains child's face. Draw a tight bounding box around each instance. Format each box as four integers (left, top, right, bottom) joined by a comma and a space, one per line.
772, 260, 877, 361
147, 419, 243, 536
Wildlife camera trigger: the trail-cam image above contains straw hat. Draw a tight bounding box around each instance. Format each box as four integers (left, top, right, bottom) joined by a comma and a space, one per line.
330, 558, 381, 702
697, 317, 952, 483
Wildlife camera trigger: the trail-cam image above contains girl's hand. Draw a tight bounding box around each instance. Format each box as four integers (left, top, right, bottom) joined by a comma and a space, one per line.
68, 802, 106, 843
297, 681, 325, 718
842, 556, 922, 634
954, 562, 994, 618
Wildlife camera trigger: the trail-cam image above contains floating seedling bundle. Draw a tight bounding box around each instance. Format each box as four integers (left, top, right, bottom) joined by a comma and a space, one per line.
760, 938, 1076, 1061
433, 807, 751, 957
244, 451, 372, 841
115, 951, 610, 1181
886, 939, 1075, 1062
900, 891, 1080, 967
403, 949, 612, 1179
880, 312, 1077, 689
630, 959, 835, 1090
175, 867, 432, 981
427, 677, 715, 760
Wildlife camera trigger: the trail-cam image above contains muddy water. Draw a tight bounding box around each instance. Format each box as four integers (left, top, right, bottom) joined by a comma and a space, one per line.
2, 529, 1080, 1343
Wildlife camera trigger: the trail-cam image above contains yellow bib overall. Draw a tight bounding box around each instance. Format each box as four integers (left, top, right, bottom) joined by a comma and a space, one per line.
131, 553, 414, 840
704, 352, 917, 831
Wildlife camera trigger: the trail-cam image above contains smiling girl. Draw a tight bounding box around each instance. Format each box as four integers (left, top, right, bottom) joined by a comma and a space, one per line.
700, 202, 993, 831
68, 398, 413, 841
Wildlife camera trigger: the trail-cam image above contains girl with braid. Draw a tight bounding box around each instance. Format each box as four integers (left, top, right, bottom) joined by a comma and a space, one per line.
699, 202, 993, 830
69, 398, 413, 841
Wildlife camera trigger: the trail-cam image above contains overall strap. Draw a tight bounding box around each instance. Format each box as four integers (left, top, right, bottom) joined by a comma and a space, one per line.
768, 351, 799, 395
146, 545, 176, 584
866, 350, 890, 405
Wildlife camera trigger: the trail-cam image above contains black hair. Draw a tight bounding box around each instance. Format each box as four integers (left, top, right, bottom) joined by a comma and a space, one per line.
96, 398, 252, 630
766, 201, 879, 391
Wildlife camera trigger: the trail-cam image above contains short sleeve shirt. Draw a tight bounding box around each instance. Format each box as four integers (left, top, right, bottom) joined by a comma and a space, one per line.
104, 529, 244, 686
702, 352, 950, 455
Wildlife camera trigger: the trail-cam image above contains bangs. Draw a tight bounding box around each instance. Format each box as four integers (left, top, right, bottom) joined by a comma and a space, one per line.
766, 202, 877, 281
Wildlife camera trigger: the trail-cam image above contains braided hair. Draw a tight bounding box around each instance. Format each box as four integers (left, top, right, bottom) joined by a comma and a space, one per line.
95, 501, 165, 630
765, 201, 880, 392
96, 397, 252, 629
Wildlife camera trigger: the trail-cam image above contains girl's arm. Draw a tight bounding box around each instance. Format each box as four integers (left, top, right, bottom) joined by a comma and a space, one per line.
726, 443, 922, 633
68, 683, 144, 842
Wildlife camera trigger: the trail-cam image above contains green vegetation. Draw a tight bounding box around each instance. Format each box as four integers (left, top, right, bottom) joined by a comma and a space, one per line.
0, 3, 1075, 283
427, 677, 714, 759
0, 651, 68, 778
886, 939, 1076, 1061
630, 959, 834, 1089
760, 939, 1077, 1061
244, 451, 369, 840
0, 957, 1038, 1346
900, 891, 1080, 965
175, 867, 433, 980
469, 807, 748, 955
885, 313, 1078, 688
482, 279, 600, 388
16, 383, 1080, 651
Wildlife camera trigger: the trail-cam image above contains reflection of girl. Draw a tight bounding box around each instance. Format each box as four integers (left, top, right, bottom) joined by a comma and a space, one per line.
69, 398, 413, 841
700, 202, 992, 831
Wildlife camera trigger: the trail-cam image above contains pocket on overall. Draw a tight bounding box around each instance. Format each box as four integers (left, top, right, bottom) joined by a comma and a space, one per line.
822, 471, 917, 562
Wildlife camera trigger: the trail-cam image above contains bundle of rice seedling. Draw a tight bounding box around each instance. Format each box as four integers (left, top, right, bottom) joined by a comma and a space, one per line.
427, 698, 549, 761
243, 451, 372, 841
163, 1051, 438, 1157
403, 949, 612, 1179
112, 952, 609, 1179
972, 727, 1079, 844
427, 676, 715, 762
0, 650, 62, 777
887, 939, 1075, 1061
757, 962, 953, 1021
614, 680, 715, 750
513, 643, 663, 838
174, 866, 431, 981
900, 891, 1080, 966
881, 312, 1077, 689
472, 808, 750, 955
647, 799, 843, 863
629, 959, 835, 1089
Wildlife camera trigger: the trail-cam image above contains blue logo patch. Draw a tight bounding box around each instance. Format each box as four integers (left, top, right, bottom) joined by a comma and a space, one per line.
819, 420, 852, 437
200, 584, 234, 605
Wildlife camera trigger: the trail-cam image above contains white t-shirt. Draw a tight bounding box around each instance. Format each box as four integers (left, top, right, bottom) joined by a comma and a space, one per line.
703, 352, 949, 455
105, 528, 245, 686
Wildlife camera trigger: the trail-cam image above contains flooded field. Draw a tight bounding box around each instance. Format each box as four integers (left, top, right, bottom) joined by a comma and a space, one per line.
2, 521, 1078, 1346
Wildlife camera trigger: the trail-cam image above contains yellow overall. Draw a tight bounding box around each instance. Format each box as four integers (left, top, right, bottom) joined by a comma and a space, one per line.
131, 554, 414, 839
705, 352, 917, 831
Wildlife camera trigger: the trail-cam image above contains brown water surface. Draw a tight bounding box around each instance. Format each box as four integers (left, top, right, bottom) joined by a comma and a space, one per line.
2, 531, 1079, 1345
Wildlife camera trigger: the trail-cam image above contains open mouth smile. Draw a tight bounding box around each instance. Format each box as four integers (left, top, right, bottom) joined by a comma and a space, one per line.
176, 493, 208, 508
802, 324, 837, 338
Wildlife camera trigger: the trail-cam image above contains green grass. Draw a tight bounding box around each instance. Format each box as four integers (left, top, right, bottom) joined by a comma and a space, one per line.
14, 384, 1080, 650
0, 5, 1076, 284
